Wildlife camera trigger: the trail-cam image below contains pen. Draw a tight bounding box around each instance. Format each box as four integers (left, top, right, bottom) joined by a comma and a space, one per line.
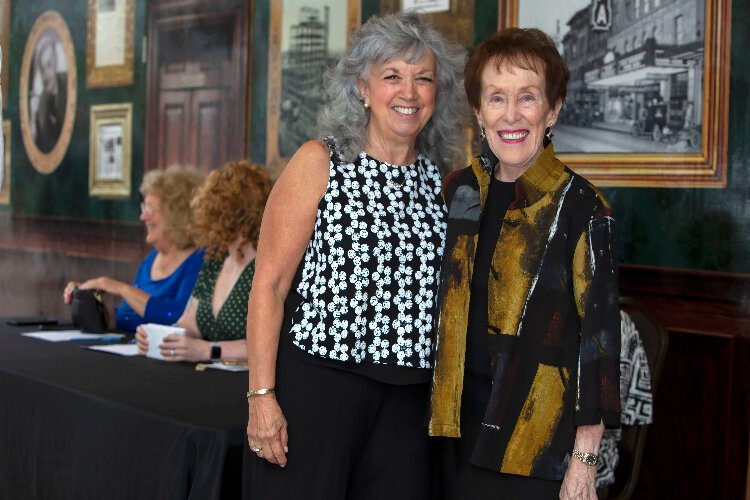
71, 336, 124, 342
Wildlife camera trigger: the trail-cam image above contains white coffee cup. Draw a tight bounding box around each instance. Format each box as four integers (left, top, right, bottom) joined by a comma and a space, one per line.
141, 323, 186, 360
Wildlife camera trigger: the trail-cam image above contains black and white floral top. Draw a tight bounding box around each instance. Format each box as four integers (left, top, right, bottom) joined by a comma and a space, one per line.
289, 137, 446, 369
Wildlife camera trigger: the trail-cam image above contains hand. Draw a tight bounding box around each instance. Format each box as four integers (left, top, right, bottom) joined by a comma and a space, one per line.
559, 458, 598, 500
63, 281, 81, 305
79, 277, 124, 297
159, 333, 210, 362
135, 325, 149, 355
247, 395, 289, 467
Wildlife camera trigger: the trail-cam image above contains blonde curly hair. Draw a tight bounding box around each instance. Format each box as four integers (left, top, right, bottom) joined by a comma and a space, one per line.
189, 161, 272, 261
140, 165, 205, 249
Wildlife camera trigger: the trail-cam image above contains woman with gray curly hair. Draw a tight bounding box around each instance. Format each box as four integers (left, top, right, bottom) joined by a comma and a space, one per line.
63, 165, 205, 332
244, 10, 465, 499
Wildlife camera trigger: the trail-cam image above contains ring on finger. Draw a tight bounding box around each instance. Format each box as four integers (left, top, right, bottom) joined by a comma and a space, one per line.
250, 446, 262, 452
170, 349, 175, 356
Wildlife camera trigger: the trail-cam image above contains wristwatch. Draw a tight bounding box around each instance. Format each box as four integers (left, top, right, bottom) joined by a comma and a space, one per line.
210, 342, 222, 362
571, 449, 598, 466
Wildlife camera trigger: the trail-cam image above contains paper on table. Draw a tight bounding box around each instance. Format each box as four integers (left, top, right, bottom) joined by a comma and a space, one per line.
86, 344, 140, 356
205, 362, 248, 372
22, 330, 125, 342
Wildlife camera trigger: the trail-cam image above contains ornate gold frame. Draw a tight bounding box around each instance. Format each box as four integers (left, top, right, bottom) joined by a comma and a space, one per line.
265, 0, 361, 177
89, 103, 132, 199
380, 0, 475, 48
0, 120, 10, 204
86, 0, 135, 88
19, 11, 77, 175
498, 0, 731, 187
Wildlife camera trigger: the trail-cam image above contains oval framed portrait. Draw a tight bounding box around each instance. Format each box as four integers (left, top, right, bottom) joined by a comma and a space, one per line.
19, 11, 77, 174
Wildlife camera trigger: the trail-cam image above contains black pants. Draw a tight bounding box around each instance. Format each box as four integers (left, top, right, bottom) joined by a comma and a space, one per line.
437, 423, 562, 500
242, 345, 432, 500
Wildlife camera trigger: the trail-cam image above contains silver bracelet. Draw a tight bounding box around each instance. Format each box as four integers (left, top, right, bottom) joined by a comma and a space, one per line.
246, 388, 275, 398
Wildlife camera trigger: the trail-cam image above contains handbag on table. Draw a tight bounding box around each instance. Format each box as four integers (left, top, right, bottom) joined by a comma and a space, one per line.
70, 289, 108, 333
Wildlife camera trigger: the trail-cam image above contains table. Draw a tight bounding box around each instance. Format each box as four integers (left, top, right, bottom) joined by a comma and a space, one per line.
0, 321, 248, 499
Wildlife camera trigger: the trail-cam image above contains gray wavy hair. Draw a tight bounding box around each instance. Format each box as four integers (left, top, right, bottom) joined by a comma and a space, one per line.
317, 10, 466, 168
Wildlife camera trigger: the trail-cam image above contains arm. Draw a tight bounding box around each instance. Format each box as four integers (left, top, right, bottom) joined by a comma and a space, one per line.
562, 203, 620, 497
246, 140, 330, 467
560, 422, 605, 500
571, 206, 620, 428
77, 276, 150, 317
159, 295, 252, 362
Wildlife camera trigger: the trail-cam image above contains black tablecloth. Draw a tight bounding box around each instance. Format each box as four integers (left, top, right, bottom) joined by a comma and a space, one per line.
0, 322, 248, 500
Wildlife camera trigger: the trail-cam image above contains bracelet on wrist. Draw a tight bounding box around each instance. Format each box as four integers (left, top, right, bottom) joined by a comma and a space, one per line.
571, 449, 598, 466
246, 388, 275, 399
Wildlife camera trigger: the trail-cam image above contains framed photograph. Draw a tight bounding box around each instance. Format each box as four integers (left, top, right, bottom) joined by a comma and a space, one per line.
0, 0, 10, 108
89, 103, 132, 198
381, 0, 476, 163
401, 0, 451, 13
265, 0, 361, 176
86, 0, 135, 88
0, 120, 10, 204
19, 11, 77, 174
499, 0, 731, 187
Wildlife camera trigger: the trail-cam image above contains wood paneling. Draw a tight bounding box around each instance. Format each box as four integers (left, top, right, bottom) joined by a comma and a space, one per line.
0, 214, 144, 318
621, 264, 750, 499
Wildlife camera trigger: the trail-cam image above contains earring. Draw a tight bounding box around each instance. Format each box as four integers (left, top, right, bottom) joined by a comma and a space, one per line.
545, 124, 554, 141
363, 101, 370, 110
479, 124, 486, 140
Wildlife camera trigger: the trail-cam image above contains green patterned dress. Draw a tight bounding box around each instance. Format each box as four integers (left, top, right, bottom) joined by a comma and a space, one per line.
192, 255, 255, 341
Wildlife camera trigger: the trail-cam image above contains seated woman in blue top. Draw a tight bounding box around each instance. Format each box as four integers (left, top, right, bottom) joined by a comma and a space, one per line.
63, 165, 205, 332
135, 161, 272, 363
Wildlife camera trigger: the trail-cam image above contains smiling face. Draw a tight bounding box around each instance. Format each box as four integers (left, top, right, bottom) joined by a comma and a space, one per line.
358, 51, 437, 154
139, 193, 169, 248
475, 61, 562, 179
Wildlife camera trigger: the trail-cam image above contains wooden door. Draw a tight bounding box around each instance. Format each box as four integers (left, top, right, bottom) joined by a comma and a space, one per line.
145, 0, 248, 174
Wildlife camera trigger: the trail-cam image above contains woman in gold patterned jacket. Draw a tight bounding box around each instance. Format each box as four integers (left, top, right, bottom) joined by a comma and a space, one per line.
429, 27, 620, 500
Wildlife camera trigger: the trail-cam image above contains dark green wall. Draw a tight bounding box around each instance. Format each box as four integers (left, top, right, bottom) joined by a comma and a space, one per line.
6, 0, 748, 272
5, 0, 147, 222
601, 0, 749, 273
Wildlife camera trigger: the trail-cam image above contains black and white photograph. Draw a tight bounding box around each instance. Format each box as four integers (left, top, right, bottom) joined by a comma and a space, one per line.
28, 29, 67, 155
89, 102, 131, 198
278, 2, 348, 157
519, 0, 705, 154
97, 124, 123, 180
19, 11, 77, 174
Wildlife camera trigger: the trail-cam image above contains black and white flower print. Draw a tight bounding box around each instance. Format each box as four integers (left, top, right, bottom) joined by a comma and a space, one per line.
291, 139, 446, 369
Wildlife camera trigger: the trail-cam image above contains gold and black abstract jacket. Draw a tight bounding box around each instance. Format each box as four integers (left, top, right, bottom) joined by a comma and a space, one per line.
429, 144, 621, 481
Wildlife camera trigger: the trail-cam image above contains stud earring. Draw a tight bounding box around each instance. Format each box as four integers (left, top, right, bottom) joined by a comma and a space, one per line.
363, 101, 370, 109
479, 124, 486, 140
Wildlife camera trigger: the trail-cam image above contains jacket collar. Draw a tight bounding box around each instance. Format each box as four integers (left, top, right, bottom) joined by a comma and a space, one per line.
472, 144, 565, 211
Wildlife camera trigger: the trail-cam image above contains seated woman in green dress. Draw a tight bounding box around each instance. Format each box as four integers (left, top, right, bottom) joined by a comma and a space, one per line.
135, 161, 272, 363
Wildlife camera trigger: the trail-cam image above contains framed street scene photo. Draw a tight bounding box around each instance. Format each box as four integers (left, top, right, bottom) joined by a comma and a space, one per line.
89, 103, 132, 198
86, 0, 135, 88
500, 0, 731, 187
0, 120, 9, 204
265, 0, 361, 176
19, 11, 77, 174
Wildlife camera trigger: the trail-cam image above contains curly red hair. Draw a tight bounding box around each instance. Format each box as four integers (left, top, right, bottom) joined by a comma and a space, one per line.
189, 161, 272, 261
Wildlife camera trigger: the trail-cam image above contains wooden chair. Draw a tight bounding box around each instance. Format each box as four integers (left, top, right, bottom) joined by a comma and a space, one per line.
600, 296, 669, 499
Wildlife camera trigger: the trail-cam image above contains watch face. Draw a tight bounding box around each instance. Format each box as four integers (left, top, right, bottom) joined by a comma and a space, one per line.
573, 450, 598, 466
211, 344, 221, 360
